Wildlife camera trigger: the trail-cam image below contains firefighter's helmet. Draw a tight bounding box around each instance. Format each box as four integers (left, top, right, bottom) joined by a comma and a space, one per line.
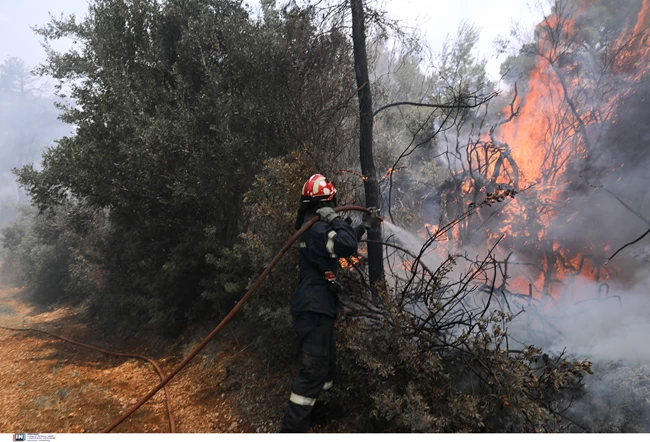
301, 174, 337, 201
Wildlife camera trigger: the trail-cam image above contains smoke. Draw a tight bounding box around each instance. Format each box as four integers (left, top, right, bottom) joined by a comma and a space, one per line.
385, 215, 650, 364
510, 279, 650, 362
536, 277, 650, 432
384, 213, 650, 430
380, 4, 650, 419
0, 57, 70, 228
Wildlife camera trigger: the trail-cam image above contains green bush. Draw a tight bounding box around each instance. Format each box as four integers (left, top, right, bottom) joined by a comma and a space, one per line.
1, 204, 106, 306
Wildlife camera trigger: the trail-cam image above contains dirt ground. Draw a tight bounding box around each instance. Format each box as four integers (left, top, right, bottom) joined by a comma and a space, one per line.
0, 287, 279, 433
0, 287, 359, 434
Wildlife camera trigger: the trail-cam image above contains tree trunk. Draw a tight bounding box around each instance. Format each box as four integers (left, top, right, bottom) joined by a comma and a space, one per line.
350, 0, 384, 290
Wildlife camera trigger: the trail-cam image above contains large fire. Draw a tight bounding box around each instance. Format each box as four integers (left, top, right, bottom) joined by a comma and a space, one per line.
428, 0, 650, 303
495, 0, 650, 301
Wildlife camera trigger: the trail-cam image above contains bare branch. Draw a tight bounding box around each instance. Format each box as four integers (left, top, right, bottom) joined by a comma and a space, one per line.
373, 91, 499, 118
605, 226, 650, 264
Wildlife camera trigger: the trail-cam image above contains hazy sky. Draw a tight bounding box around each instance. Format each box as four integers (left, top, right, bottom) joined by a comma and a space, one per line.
0, 0, 541, 80
384, 0, 540, 79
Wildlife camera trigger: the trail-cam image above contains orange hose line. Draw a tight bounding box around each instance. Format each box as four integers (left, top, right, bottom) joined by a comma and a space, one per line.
0, 324, 176, 432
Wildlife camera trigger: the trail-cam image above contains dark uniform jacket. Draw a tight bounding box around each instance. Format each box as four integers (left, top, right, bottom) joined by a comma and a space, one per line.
290, 213, 365, 317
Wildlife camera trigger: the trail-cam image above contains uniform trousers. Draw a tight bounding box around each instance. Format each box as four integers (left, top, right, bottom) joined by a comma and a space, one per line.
280, 311, 336, 432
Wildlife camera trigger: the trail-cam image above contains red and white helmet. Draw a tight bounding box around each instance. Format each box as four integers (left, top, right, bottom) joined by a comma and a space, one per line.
301, 174, 337, 201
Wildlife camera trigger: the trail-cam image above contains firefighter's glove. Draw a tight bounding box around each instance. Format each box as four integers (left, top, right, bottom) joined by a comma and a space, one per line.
316, 207, 340, 224
363, 207, 381, 230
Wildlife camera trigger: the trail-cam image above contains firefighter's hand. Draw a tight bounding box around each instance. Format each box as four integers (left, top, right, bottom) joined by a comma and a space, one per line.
316, 207, 339, 224
363, 207, 381, 230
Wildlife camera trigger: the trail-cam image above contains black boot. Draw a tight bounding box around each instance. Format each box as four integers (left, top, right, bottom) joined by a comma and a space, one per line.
280, 401, 313, 432
310, 400, 348, 424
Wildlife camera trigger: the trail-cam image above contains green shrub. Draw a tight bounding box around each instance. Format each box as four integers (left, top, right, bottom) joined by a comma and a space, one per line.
1, 204, 105, 306
8, 0, 359, 336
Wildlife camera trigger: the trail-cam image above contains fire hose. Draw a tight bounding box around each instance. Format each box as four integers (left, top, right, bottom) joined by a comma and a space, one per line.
101, 205, 374, 432
0, 205, 375, 433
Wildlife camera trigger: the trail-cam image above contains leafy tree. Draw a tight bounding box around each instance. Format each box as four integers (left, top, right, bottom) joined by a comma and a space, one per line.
13, 0, 358, 335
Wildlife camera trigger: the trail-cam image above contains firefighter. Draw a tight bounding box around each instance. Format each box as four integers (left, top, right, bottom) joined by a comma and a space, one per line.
280, 174, 377, 433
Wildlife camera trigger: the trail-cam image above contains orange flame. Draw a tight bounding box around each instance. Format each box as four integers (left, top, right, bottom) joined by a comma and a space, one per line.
422, 0, 650, 302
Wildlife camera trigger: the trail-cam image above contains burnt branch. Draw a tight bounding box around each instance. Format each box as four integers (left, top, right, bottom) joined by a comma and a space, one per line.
606, 226, 650, 264
373, 91, 499, 118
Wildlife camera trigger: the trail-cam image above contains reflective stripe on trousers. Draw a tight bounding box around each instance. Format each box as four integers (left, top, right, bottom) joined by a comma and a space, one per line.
289, 380, 332, 406
290, 392, 316, 407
